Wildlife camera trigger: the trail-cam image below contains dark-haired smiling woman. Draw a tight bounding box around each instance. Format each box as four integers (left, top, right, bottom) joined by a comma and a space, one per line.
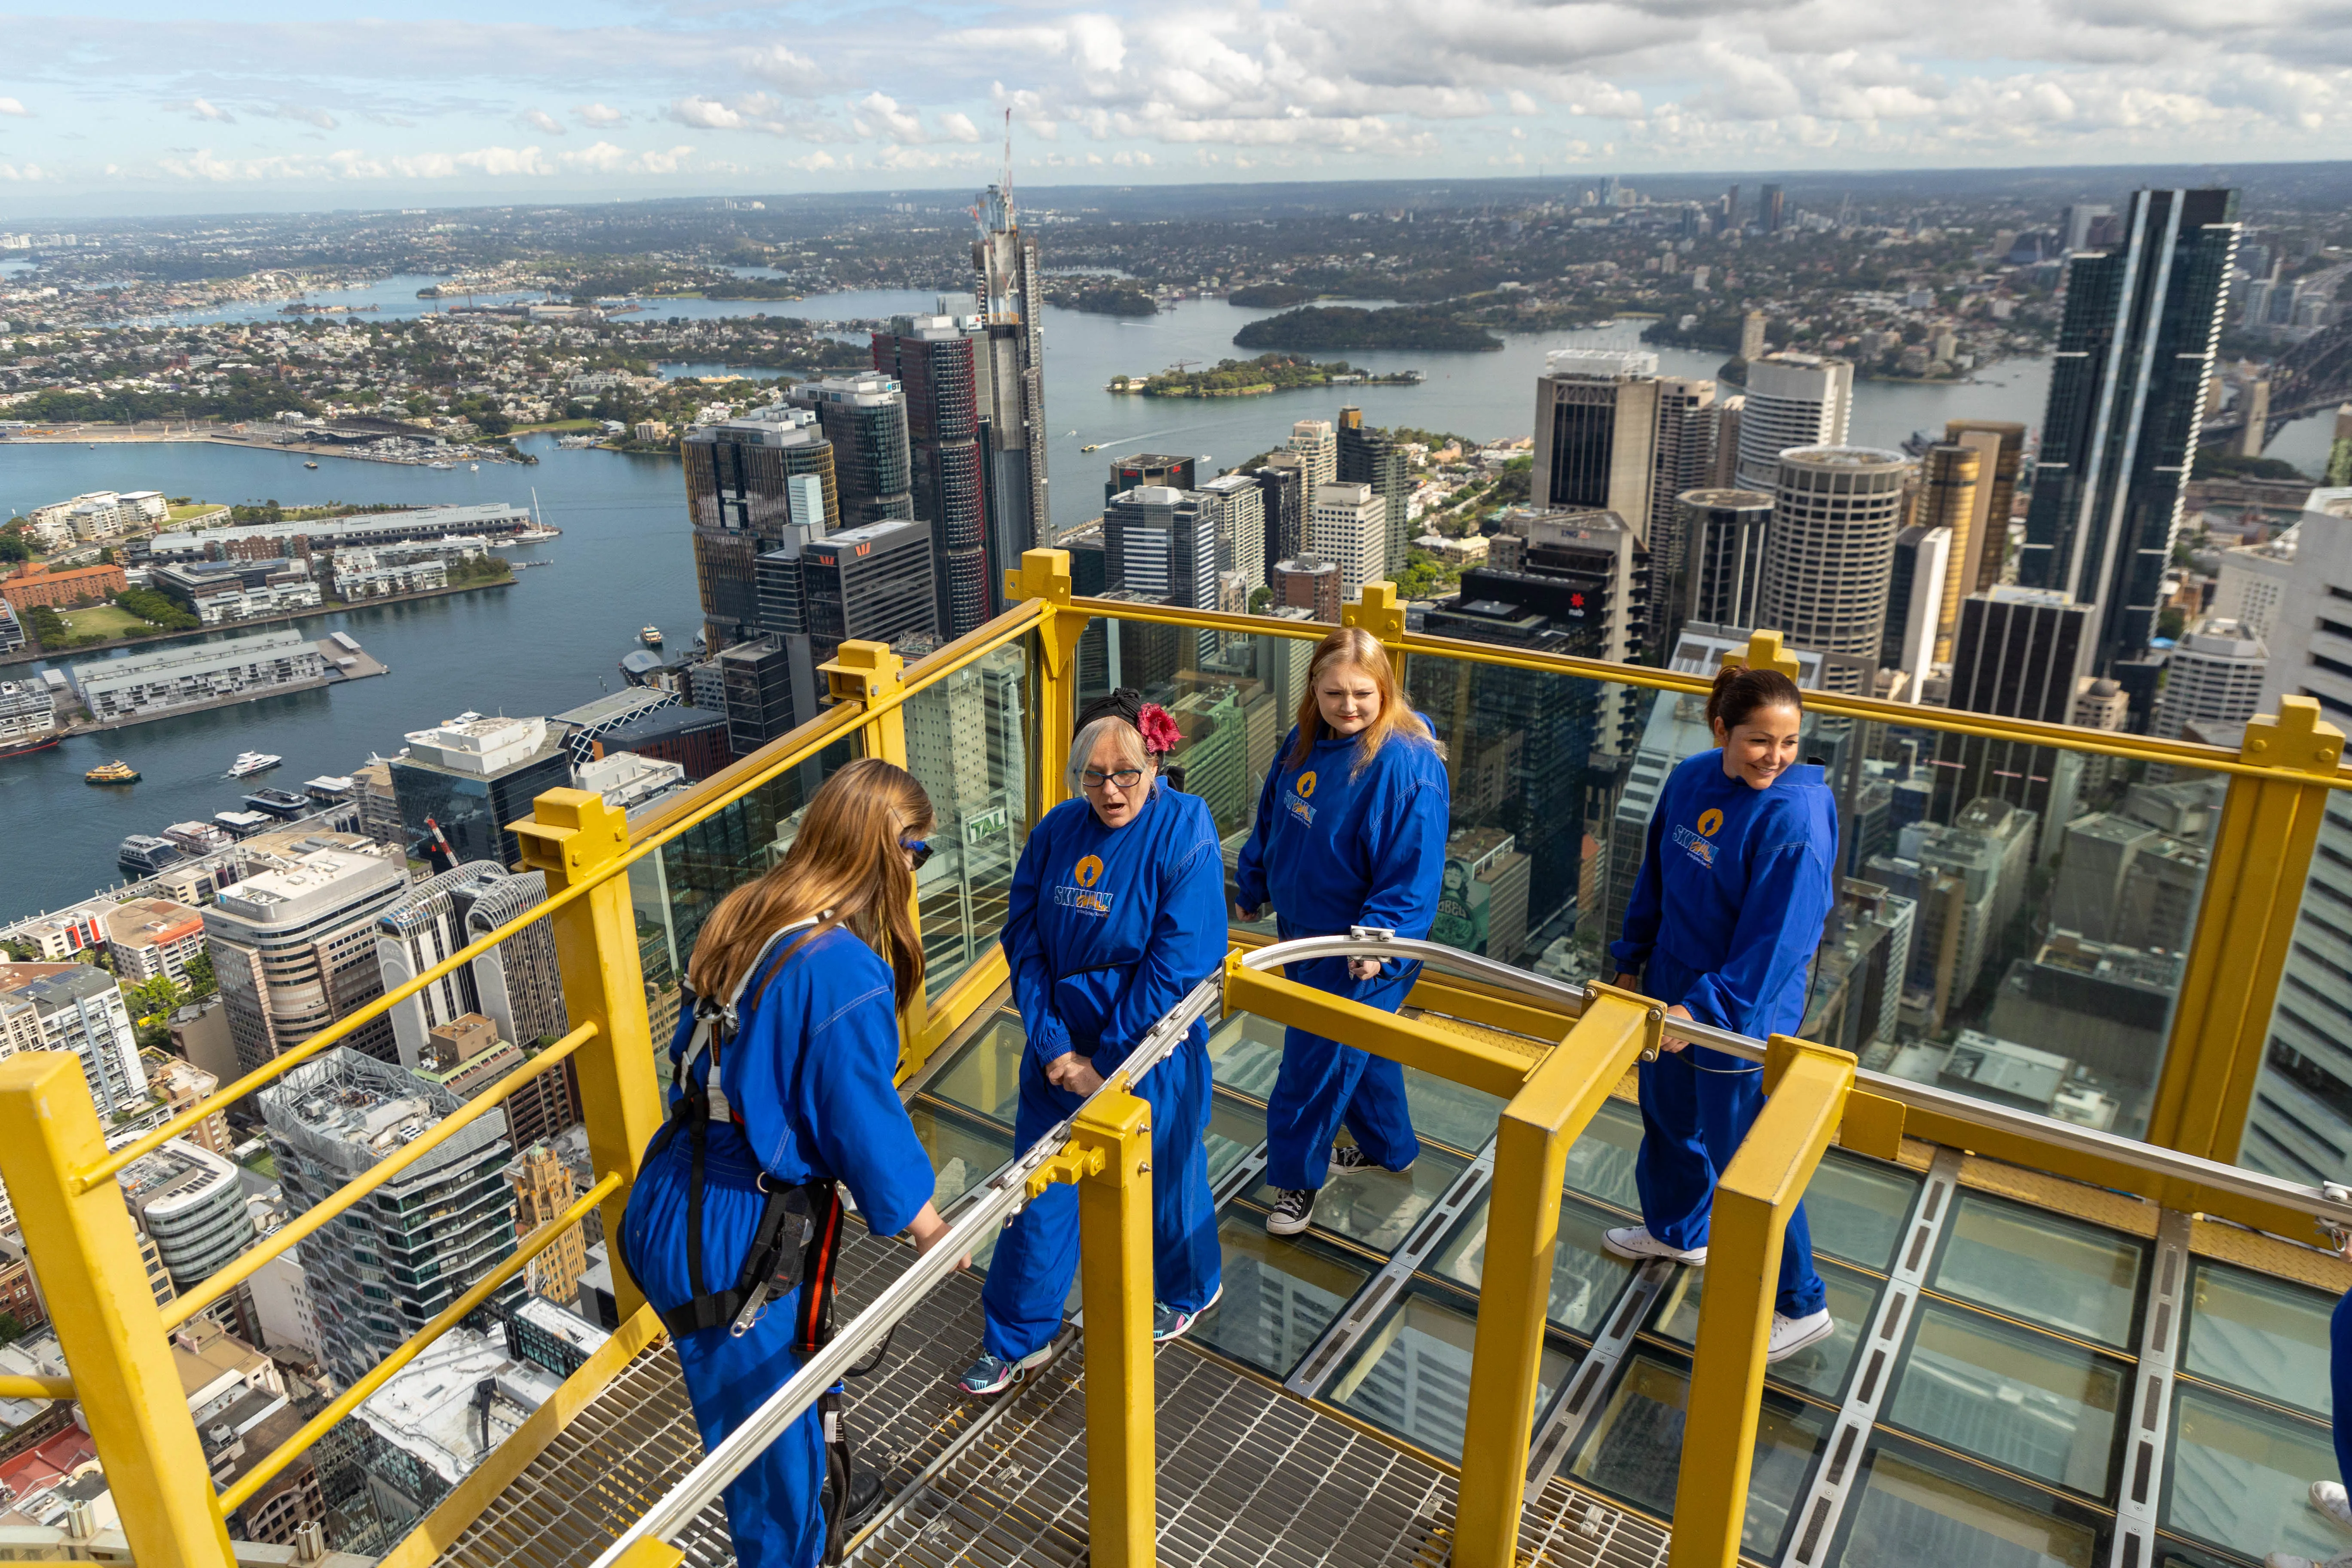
1605, 662, 1840, 1364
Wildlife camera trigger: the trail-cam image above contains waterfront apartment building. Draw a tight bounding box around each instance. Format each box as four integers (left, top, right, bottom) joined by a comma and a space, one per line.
150, 559, 323, 625
1733, 355, 1853, 493
1337, 408, 1410, 570
390, 714, 574, 872
683, 404, 838, 653
144, 502, 533, 564
2021, 188, 2238, 699
1310, 482, 1388, 599
116, 1139, 255, 1295
0, 677, 56, 748
1678, 489, 1773, 632
972, 181, 1051, 611
73, 630, 326, 723
1, 560, 129, 614
873, 314, 991, 637
0, 600, 24, 655
375, 862, 567, 1070
205, 839, 408, 1074
328, 550, 448, 602
1757, 446, 1908, 693
27, 489, 165, 543
260, 1049, 522, 1388
103, 897, 207, 985
0, 962, 150, 1121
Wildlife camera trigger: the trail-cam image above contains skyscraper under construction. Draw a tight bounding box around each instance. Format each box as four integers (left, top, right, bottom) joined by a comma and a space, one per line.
973, 175, 1050, 610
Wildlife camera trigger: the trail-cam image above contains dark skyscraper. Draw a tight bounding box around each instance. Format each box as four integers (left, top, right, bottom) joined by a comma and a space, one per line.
974, 181, 1050, 610
787, 372, 914, 528
1930, 585, 2095, 848
1336, 407, 1410, 570
682, 408, 836, 653
1679, 489, 1773, 631
1761, 183, 1785, 232
2020, 187, 2238, 698
1107, 453, 1196, 505
1254, 459, 1306, 579
801, 520, 940, 669
872, 315, 989, 637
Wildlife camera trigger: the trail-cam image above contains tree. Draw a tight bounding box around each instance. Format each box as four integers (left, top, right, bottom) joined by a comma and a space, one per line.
1249, 586, 1274, 614
0, 532, 28, 564
181, 949, 215, 999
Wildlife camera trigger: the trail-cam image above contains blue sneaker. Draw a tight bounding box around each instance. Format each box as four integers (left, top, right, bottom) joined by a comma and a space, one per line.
1153, 1282, 1224, 1343
956, 1346, 1050, 1397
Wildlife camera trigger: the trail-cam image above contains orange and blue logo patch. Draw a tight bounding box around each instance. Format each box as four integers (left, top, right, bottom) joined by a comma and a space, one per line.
1285, 769, 1319, 826
1672, 808, 1725, 870
1056, 854, 1114, 916
1697, 808, 1723, 838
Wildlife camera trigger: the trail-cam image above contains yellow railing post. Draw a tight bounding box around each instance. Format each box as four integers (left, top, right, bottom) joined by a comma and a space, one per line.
2148, 696, 2343, 1162
514, 789, 664, 1322
1453, 987, 1659, 1568
819, 640, 933, 1065
1725, 627, 1803, 680
1067, 1084, 1155, 1568
1666, 1034, 1856, 1568
0, 1053, 232, 1567
1342, 580, 1408, 684
1010, 548, 1087, 815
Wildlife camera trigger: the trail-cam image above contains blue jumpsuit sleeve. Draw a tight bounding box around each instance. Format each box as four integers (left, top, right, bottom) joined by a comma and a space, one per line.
1093, 836, 1227, 1066
1001, 823, 1074, 1066
1353, 765, 1449, 942
1609, 801, 1669, 974
1233, 743, 1287, 911
799, 987, 935, 1237
1676, 840, 1834, 1036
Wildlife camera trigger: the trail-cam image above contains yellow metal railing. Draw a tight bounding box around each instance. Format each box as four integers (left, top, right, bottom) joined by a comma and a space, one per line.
3, 547, 2349, 1568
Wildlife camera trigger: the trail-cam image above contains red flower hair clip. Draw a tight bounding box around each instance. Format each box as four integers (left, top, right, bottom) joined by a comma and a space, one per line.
1136, 703, 1181, 755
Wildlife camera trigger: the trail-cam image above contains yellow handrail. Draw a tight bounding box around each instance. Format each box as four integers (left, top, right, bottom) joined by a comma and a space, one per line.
0, 1374, 73, 1401
159, 1020, 598, 1331
216, 1171, 622, 1517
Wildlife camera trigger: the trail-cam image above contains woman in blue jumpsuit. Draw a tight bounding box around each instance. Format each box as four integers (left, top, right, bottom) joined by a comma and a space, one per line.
620, 759, 958, 1568
1234, 626, 1450, 1238
957, 689, 1228, 1396
1606, 662, 1838, 1363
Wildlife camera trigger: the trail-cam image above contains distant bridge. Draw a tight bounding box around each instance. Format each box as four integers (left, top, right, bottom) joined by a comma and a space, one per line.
2203, 317, 2352, 444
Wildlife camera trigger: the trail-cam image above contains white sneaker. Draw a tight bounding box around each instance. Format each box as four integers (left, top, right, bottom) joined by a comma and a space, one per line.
2266, 1552, 2352, 1568
1601, 1226, 1706, 1266
1767, 1309, 1835, 1364
2317, 1480, 2352, 1533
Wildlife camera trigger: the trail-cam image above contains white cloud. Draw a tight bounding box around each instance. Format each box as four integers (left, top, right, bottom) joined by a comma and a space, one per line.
668, 96, 745, 131
169, 98, 236, 124
939, 110, 981, 142
636, 144, 695, 174
0, 99, 27, 119
851, 92, 927, 144
560, 139, 628, 172
274, 103, 339, 130
575, 102, 625, 127
737, 43, 828, 95
0, 161, 41, 179
524, 109, 567, 135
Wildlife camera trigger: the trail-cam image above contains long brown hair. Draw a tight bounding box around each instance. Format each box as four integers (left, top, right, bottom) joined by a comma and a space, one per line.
1285, 626, 1429, 776
686, 757, 935, 1014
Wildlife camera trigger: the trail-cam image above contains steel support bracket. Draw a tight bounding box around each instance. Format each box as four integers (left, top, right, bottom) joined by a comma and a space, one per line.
1581, 978, 1665, 1062
1025, 1140, 1107, 1200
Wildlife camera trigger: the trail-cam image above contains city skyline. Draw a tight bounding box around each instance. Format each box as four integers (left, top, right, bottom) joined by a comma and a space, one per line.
7, 2, 2352, 214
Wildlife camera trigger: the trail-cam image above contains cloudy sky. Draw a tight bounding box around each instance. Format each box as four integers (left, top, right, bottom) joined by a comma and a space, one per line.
1, 0, 2347, 214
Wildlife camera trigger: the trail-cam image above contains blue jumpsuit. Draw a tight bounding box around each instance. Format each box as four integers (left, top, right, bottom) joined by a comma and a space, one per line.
1611, 751, 1837, 1317
619, 927, 935, 1568
1234, 721, 1450, 1193
980, 781, 1227, 1362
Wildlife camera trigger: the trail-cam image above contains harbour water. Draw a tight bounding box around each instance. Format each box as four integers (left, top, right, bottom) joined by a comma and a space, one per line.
14, 282, 2303, 913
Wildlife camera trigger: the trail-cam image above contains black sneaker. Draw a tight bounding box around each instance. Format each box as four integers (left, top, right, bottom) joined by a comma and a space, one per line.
1329, 1144, 1413, 1176
841, 1468, 886, 1530
1266, 1187, 1317, 1236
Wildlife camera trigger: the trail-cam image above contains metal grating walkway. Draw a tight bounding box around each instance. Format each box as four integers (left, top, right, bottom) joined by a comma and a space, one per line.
423, 1233, 1666, 1568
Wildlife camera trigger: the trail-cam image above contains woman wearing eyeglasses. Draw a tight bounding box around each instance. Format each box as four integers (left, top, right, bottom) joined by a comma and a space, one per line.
957, 688, 1227, 1396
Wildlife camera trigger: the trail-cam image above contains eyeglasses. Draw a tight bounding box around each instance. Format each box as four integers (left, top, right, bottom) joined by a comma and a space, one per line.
1080, 768, 1145, 792
903, 839, 932, 870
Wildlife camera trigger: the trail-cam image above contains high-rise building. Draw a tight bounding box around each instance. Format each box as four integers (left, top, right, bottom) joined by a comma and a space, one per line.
1739, 312, 1768, 364
1199, 473, 1267, 591
103, 897, 207, 985
786, 372, 914, 527
205, 840, 409, 1073
2151, 619, 2267, 740
1647, 377, 1718, 655
117, 1139, 255, 1295
1761, 184, 1786, 233
391, 714, 574, 873
1106, 487, 1218, 618
716, 640, 798, 760
412, 1013, 579, 1154
1530, 350, 1662, 532
1106, 454, 1195, 505
1253, 459, 1307, 579
1286, 420, 1336, 513
2019, 188, 2238, 694
261, 1049, 522, 1388
2214, 528, 2298, 643
1942, 420, 2027, 593
1678, 489, 1773, 631
375, 863, 567, 1070
1336, 408, 1410, 569
1885, 526, 1951, 694
1309, 481, 1388, 598
505, 1141, 586, 1308
1913, 444, 1988, 662
1273, 557, 1341, 624
1930, 586, 2094, 848
1757, 446, 1907, 692
748, 518, 939, 744
1733, 355, 1853, 492
683, 406, 837, 653
972, 181, 1050, 606
872, 314, 989, 637
0, 962, 150, 1121
1472, 508, 1647, 754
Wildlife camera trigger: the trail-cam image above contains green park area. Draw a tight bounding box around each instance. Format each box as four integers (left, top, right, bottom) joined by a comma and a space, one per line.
56, 604, 155, 640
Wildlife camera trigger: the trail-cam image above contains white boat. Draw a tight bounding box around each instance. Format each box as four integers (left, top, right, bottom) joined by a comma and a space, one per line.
640, 626, 664, 647
469, 462, 479, 471
510, 527, 560, 542
228, 751, 282, 779
426, 460, 454, 470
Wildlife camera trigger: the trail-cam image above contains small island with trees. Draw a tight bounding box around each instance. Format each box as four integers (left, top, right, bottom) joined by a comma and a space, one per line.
1109, 353, 1423, 398
1234, 306, 1504, 353
1045, 279, 1158, 317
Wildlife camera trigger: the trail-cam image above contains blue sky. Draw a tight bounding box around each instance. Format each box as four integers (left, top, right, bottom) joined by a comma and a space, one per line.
4, 0, 2351, 216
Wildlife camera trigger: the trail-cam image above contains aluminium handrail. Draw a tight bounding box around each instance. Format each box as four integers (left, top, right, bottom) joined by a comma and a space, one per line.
586, 970, 1227, 1568
1244, 933, 2352, 1232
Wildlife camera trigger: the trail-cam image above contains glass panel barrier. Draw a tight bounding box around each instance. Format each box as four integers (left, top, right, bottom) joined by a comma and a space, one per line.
1324, 1285, 1575, 1461
2242, 793, 2352, 1188
1832, 1438, 2106, 1568
2179, 1260, 2337, 1420
907, 638, 1032, 1004
1562, 1096, 1645, 1215
1808, 1152, 1922, 1271
925, 1010, 1026, 1127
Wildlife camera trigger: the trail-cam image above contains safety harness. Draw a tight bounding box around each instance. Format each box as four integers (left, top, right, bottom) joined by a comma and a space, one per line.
639, 915, 884, 1562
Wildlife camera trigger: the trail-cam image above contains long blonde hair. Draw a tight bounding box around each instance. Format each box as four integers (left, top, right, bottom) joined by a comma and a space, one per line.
1286, 626, 1428, 776
686, 757, 935, 1014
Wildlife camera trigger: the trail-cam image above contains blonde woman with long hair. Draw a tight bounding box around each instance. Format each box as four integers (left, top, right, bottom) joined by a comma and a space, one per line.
1234, 626, 1451, 1237
619, 758, 958, 1568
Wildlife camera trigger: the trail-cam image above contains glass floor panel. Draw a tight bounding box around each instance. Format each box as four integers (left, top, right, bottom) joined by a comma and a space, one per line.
1205, 1093, 1265, 1189
1830, 1439, 2105, 1568
1323, 1285, 1576, 1463
1649, 1257, 1882, 1403
1399, 1064, 1505, 1156
908, 1102, 1018, 1271
2181, 1260, 2337, 1420
2163, 1381, 2342, 1566
924, 1011, 1026, 1126
1562, 1096, 1645, 1215
1931, 1192, 2147, 1350
1208, 1011, 1284, 1099
1882, 1298, 2125, 1497
1427, 1191, 1638, 1339
1251, 1147, 1469, 1256
1567, 1350, 1832, 1560
1808, 1152, 1922, 1271
1191, 1211, 1374, 1381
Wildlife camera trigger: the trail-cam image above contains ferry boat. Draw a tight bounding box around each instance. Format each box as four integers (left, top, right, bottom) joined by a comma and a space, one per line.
304, 460, 319, 469
426, 460, 454, 470
228, 751, 282, 779
84, 759, 139, 785
118, 835, 186, 878
0, 733, 60, 761
640, 626, 664, 647
243, 786, 312, 820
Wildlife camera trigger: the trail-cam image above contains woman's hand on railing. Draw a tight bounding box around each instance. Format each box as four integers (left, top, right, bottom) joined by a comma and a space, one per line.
1231, 901, 1263, 922
1614, 974, 1694, 1054
907, 1202, 968, 1271
1045, 1050, 1106, 1096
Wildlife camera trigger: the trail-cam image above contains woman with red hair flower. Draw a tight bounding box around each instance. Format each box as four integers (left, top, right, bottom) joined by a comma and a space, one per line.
956, 688, 1228, 1396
